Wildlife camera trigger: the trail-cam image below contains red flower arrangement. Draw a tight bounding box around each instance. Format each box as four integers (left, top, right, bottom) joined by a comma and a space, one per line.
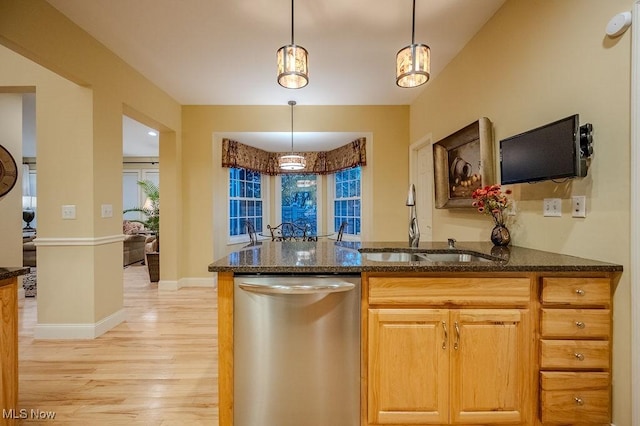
471, 184, 512, 226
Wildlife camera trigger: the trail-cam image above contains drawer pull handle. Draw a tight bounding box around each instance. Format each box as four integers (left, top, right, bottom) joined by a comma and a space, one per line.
574, 396, 584, 406
442, 321, 447, 350
454, 321, 460, 350
575, 289, 585, 296
575, 321, 586, 329
574, 352, 585, 361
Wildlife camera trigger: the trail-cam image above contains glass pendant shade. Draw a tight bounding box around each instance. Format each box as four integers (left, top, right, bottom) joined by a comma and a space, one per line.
279, 154, 306, 170
396, 43, 430, 88
277, 44, 309, 89
279, 100, 306, 171
396, 0, 430, 88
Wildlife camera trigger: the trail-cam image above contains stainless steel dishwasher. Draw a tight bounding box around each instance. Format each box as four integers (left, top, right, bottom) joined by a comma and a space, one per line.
234, 274, 361, 426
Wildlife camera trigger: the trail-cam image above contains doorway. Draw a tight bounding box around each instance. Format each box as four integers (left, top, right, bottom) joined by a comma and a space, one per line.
409, 134, 434, 241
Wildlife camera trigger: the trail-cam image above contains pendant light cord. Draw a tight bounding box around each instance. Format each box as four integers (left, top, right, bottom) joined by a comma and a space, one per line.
291, 0, 295, 44
289, 100, 296, 153
411, 0, 416, 45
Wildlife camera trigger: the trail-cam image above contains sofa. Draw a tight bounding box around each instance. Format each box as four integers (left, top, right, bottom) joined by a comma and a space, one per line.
23, 235, 37, 267
123, 220, 156, 266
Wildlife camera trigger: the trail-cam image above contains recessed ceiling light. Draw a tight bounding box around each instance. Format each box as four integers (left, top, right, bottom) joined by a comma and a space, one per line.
148, 131, 158, 137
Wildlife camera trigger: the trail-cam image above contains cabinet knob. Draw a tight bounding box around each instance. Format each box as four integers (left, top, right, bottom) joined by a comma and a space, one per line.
574, 396, 584, 406
575, 321, 586, 329
574, 352, 585, 361
575, 289, 585, 296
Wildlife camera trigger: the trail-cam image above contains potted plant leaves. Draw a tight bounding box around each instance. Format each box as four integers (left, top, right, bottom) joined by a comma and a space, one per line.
123, 180, 160, 281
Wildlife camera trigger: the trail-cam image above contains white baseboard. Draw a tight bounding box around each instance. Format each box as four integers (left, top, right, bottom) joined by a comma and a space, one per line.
34, 308, 126, 340
158, 276, 217, 291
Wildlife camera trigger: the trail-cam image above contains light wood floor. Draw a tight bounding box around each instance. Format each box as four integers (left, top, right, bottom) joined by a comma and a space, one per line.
17, 265, 219, 425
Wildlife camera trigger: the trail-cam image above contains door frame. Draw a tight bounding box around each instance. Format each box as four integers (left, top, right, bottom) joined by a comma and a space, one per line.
630, 3, 639, 425
409, 133, 434, 241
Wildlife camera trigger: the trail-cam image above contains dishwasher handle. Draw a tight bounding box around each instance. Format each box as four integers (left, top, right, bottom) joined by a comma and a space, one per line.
239, 281, 355, 295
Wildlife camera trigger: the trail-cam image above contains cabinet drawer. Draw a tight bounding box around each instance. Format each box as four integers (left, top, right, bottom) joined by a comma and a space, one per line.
541, 388, 610, 424
540, 340, 610, 370
541, 277, 610, 307
540, 371, 610, 391
541, 309, 610, 339
368, 277, 530, 306
541, 371, 610, 425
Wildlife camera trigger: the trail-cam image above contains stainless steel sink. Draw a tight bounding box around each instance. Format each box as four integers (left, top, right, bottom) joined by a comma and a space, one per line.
364, 252, 429, 262
362, 250, 495, 263
423, 253, 492, 263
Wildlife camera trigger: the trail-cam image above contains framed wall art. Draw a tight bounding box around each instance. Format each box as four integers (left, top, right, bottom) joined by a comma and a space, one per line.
433, 117, 495, 209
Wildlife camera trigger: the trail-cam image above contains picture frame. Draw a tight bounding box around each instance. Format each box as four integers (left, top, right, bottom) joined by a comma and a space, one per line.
433, 117, 494, 209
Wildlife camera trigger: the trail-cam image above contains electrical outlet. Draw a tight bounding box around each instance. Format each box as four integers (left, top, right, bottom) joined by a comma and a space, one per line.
543, 198, 562, 217
101, 204, 113, 218
572, 195, 586, 218
507, 200, 517, 216
62, 204, 76, 220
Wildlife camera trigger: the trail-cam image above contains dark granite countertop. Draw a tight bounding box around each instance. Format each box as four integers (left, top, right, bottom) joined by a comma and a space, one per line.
0, 267, 30, 283
208, 241, 623, 274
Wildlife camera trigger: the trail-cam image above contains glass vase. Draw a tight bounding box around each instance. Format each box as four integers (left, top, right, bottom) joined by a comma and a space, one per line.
490, 224, 511, 246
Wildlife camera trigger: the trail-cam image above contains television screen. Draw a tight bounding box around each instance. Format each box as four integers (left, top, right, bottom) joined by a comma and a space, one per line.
499, 114, 580, 185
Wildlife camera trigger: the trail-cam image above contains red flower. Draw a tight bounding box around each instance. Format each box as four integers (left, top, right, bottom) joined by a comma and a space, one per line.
470, 184, 513, 225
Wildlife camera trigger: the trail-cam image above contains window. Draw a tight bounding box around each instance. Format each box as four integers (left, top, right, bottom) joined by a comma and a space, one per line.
123, 169, 159, 222
333, 167, 361, 236
280, 173, 318, 234
229, 168, 263, 238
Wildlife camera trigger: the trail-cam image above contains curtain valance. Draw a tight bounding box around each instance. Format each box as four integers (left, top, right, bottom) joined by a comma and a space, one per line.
221, 137, 366, 175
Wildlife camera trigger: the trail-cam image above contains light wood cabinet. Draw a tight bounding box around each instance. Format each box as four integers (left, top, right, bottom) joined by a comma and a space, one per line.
0, 278, 18, 426
539, 277, 612, 425
368, 309, 449, 424
450, 309, 529, 424
365, 275, 532, 425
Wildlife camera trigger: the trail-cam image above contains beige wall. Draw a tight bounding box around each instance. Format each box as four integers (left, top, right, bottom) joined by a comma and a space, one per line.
410, 0, 632, 423
0, 94, 23, 268
182, 105, 409, 275
0, 0, 182, 331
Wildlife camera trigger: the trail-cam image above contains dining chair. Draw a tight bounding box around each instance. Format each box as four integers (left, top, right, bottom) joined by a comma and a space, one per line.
267, 222, 308, 241
336, 221, 348, 241
245, 220, 258, 244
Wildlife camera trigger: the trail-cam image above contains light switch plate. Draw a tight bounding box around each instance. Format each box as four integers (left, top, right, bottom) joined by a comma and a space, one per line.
572, 195, 586, 218
543, 198, 561, 217
62, 204, 76, 220
101, 204, 113, 218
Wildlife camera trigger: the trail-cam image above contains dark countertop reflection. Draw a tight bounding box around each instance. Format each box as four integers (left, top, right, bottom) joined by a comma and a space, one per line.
209, 241, 622, 274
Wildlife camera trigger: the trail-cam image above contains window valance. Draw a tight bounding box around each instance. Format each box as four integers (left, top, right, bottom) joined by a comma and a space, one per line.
222, 137, 366, 175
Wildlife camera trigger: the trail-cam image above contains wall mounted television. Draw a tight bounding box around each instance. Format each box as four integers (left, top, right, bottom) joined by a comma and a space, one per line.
499, 114, 593, 185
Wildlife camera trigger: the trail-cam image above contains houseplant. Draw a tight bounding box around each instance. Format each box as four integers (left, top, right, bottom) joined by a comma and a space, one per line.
471, 184, 512, 246
123, 180, 160, 280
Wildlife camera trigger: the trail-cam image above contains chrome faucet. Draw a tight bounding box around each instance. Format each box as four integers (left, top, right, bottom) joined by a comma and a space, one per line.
448, 238, 456, 249
406, 184, 420, 247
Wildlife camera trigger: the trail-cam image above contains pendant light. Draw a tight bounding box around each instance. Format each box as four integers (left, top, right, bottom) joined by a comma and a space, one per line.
279, 100, 306, 170
396, 0, 430, 88
277, 0, 309, 89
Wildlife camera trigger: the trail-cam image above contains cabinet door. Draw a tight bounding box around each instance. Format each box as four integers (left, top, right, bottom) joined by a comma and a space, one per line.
450, 309, 530, 425
368, 309, 449, 425
0, 280, 18, 425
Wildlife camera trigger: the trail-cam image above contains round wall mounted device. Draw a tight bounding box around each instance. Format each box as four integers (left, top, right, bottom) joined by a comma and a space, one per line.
606, 11, 632, 37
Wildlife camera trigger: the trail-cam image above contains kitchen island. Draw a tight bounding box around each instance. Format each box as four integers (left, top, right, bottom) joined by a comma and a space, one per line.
209, 241, 622, 426
1, 267, 29, 426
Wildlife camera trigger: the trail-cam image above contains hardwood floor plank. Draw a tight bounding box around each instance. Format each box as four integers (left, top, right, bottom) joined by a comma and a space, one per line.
16, 265, 218, 424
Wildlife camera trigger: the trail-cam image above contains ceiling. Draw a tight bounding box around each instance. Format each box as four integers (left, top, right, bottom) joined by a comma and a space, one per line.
46, 0, 506, 156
